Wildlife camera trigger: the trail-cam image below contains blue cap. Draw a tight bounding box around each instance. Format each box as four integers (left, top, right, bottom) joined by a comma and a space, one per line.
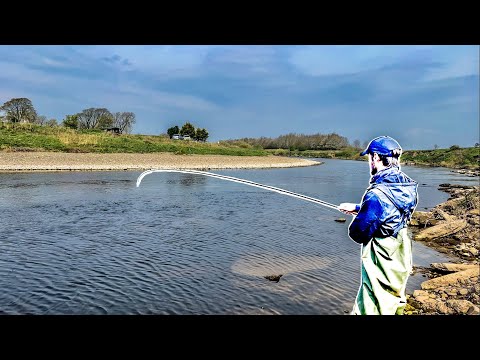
360, 136, 402, 156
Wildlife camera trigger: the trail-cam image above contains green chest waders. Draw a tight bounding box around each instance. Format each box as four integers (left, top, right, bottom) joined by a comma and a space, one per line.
352, 228, 413, 315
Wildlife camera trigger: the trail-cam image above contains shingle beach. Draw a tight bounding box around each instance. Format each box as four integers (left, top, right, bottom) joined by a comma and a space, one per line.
0, 152, 321, 172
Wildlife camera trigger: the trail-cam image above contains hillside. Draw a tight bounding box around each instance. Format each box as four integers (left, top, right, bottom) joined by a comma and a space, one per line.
0, 124, 268, 156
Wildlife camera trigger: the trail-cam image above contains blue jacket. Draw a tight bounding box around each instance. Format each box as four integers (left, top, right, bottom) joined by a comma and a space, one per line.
349, 166, 418, 245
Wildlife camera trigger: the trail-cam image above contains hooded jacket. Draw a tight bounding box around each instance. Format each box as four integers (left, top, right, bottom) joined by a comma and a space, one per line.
349, 166, 418, 245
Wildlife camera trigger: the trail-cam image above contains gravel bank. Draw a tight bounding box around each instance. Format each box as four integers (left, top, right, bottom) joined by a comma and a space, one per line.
0, 152, 321, 171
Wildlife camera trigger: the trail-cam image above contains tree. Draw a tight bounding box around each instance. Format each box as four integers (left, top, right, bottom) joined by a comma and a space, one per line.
112, 112, 136, 134
180, 122, 196, 138
0, 97, 37, 123
46, 119, 58, 127
35, 115, 47, 126
434, 144, 439, 150
76, 108, 112, 129
98, 113, 114, 129
62, 114, 79, 129
362, 140, 369, 149
353, 139, 361, 149
167, 125, 180, 138
194, 128, 209, 142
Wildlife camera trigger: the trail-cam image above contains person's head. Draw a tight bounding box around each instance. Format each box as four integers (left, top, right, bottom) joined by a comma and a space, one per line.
360, 136, 402, 176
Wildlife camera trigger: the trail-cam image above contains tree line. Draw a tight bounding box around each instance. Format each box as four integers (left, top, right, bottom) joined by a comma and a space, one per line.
167, 122, 209, 142
226, 132, 354, 151
0, 97, 136, 134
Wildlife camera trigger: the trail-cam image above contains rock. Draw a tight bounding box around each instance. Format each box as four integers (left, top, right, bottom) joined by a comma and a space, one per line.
472, 294, 480, 303
433, 208, 456, 222
468, 217, 480, 226
430, 263, 479, 273
413, 290, 429, 298
447, 299, 476, 314
415, 219, 468, 241
439, 183, 476, 190
264, 274, 283, 283
468, 209, 480, 216
459, 288, 469, 296
334, 218, 346, 223
469, 248, 479, 256
467, 305, 480, 315
409, 219, 419, 226
411, 211, 434, 225
436, 302, 453, 314
421, 267, 480, 290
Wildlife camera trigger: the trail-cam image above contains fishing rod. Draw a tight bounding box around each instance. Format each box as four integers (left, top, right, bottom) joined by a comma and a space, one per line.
136, 169, 340, 211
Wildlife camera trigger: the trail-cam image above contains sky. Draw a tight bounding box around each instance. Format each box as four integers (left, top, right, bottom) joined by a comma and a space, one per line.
0, 45, 478, 150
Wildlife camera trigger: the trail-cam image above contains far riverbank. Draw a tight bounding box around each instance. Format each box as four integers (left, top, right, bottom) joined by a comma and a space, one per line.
0, 152, 321, 172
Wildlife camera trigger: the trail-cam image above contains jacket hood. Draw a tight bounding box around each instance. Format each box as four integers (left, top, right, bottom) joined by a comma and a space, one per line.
369, 166, 418, 213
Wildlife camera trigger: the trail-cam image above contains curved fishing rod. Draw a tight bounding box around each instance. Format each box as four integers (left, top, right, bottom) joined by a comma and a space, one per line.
136, 169, 340, 211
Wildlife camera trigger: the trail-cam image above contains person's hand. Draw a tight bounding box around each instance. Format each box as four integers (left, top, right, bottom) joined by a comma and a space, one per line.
338, 203, 358, 216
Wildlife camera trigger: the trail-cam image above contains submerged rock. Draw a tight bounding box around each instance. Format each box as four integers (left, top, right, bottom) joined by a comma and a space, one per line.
264, 274, 283, 283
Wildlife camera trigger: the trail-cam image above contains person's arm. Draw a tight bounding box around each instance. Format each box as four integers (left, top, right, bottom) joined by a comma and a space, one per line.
348, 191, 384, 245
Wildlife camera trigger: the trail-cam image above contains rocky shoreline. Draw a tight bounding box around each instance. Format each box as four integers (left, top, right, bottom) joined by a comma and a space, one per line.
406, 183, 480, 315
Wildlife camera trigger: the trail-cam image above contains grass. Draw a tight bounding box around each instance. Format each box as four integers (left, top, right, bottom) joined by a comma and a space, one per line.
267, 146, 480, 170
0, 124, 269, 156
401, 147, 480, 170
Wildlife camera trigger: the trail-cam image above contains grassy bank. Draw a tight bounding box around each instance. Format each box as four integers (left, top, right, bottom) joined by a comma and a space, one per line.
267, 146, 480, 170
0, 124, 268, 156
2, 125, 478, 169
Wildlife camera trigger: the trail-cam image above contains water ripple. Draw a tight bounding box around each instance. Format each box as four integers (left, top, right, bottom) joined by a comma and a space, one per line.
0, 165, 471, 314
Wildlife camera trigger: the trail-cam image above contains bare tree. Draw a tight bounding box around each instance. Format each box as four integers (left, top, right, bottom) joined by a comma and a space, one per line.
434, 144, 439, 150
353, 139, 361, 149
77, 108, 112, 129
1, 97, 37, 123
113, 112, 136, 134
35, 115, 47, 126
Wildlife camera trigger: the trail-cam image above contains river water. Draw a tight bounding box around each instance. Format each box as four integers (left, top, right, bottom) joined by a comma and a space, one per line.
0, 158, 477, 314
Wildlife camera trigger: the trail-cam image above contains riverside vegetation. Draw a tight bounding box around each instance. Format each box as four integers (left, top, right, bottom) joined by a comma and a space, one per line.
267, 146, 480, 173
1, 124, 478, 171
0, 123, 268, 156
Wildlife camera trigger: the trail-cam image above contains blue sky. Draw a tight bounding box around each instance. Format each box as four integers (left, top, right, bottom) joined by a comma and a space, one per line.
0, 45, 478, 150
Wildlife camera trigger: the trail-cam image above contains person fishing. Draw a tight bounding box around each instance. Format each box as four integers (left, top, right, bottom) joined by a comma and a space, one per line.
338, 136, 419, 315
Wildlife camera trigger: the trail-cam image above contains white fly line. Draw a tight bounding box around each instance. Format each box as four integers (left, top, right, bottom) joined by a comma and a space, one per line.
136, 169, 340, 211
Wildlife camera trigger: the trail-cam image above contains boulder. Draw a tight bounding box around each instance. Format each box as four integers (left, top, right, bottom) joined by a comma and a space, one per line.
415, 219, 468, 241
430, 263, 479, 273
421, 267, 480, 290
